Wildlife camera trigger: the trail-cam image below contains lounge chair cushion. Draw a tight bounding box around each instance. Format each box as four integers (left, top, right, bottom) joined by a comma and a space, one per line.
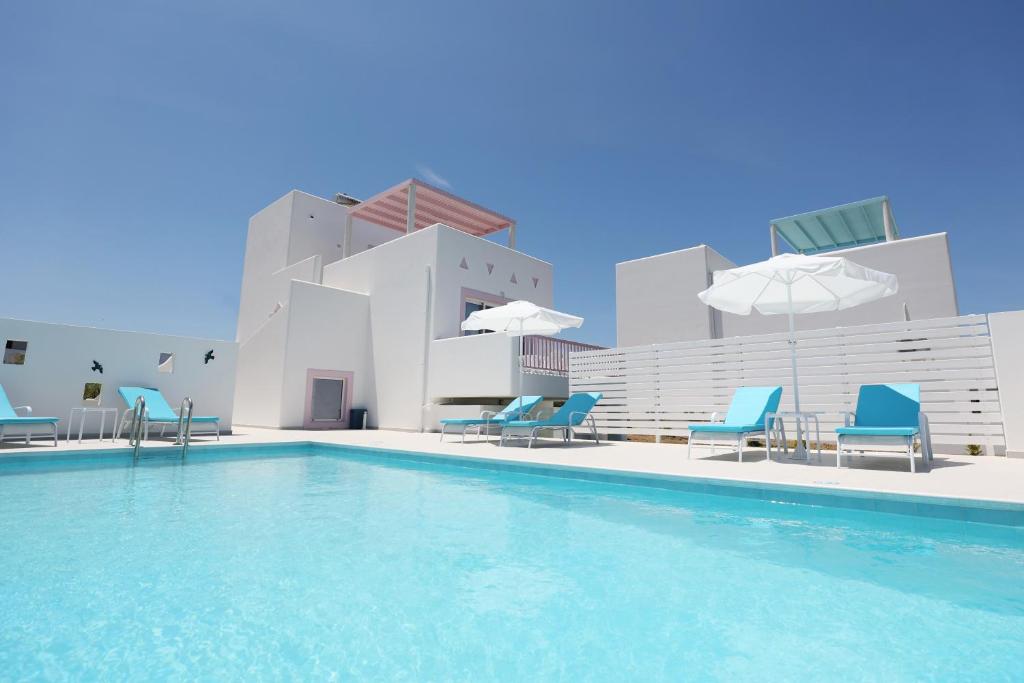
118, 387, 219, 423
836, 426, 918, 437
439, 417, 509, 426
145, 415, 220, 424
0, 416, 60, 425
688, 423, 765, 434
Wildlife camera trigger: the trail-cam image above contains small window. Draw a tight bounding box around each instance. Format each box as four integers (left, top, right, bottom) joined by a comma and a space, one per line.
311, 378, 346, 422
462, 299, 496, 336
83, 382, 102, 405
3, 340, 27, 365
158, 352, 174, 373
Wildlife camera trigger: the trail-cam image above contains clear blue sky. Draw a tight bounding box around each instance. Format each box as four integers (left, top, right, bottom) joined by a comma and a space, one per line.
2, 1, 1022, 347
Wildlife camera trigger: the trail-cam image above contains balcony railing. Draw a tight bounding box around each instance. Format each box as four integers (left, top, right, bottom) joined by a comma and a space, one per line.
520, 335, 604, 376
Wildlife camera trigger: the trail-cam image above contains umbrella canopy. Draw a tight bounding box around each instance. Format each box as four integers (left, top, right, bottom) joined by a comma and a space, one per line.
697, 253, 898, 459
461, 300, 583, 336
698, 253, 898, 315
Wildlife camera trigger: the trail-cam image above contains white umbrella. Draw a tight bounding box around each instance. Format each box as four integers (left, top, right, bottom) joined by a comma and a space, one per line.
697, 253, 898, 457
461, 300, 584, 416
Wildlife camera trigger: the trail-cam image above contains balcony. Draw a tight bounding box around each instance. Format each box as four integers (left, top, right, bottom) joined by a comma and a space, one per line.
427, 334, 604, 400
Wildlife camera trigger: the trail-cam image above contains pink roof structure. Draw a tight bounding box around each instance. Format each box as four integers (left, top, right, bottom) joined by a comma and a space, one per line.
348, 179, 517, 246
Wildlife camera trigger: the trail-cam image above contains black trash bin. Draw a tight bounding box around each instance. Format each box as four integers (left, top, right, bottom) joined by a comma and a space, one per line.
349, 408, 368, 430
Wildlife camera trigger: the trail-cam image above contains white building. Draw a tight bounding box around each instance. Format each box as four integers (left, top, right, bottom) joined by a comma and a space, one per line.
616, 197, 959, 346
233, 180, 595, 432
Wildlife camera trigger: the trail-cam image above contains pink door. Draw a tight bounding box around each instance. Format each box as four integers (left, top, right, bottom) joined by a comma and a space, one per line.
303, 369, 354, 429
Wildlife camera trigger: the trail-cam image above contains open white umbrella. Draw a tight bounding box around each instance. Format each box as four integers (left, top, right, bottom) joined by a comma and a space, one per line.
697, 253, 898, 457
461, 300, 584, 417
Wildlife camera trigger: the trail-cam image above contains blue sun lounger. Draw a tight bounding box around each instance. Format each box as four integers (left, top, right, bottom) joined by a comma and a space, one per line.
440, 395, 544, 442
0, 384, 60, 447
836, 383, 933, 473
114, 387, 221, 442
500, 392, 602, 448
687, 386, 784, 462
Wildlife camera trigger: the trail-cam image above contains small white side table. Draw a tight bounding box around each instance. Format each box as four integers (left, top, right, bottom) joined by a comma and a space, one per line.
766, 411, 823, 462
67, 407, 119, 444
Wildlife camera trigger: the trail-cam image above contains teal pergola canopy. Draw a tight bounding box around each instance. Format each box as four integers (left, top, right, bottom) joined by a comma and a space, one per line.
771, 196, 897, 255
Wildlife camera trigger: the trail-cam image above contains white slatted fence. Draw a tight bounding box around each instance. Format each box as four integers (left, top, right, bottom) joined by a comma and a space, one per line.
570, 314, 1004, 454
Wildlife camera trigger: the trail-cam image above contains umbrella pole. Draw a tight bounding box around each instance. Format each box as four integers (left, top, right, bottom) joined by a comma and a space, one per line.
518, 318, 524, 419
787, 285, 806, 459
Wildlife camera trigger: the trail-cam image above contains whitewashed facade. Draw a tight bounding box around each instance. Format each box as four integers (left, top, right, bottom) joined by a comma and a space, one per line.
233, 187, 575, 432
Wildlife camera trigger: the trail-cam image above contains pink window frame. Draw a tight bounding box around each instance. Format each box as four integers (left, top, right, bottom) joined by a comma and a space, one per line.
303, 369, 354, 429
460, 287, 511, 336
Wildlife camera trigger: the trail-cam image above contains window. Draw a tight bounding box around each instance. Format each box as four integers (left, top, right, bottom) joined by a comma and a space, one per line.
462, 299, 496, 336
158, 352, 174, 373
83, 383, 102, 405
311, 378, 346, 422
3, 340, 27, 365
303, 369, 353, 429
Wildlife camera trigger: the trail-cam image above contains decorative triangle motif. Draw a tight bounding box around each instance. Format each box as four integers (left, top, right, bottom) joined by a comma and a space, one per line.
459, 257, 469, 270
486, 263, 494, 275
510, 273, 517, 284
532, 277, 539, 288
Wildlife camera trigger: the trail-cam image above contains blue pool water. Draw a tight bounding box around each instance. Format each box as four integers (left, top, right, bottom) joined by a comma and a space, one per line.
1, 445, 1022, 680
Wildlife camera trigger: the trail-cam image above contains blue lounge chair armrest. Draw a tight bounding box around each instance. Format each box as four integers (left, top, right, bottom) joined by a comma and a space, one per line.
479, 410, 499, 420
14, 405, 32, 416
841, 411, 856, 427
709, 411, 721, 423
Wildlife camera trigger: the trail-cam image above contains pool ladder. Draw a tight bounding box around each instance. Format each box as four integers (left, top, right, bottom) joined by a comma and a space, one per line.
175, 397, 194, 458
127, 395, 194, 461
127, 396, 145, 461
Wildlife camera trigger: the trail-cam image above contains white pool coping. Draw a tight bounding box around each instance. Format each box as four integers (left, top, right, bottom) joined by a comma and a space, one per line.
3, 426, 1023, 506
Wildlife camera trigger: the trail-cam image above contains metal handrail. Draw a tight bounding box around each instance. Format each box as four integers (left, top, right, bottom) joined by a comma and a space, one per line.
176, 397, 194, 458
128, 396, 146, 461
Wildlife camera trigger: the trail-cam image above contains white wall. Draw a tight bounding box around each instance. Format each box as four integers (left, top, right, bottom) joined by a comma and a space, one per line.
616, 233, 959, 345
236, 255, 321, 345
279, 281, 376, 428
236, 192, 294, 343
322, 227, 438, 430
427, 334, 568, 400
285, 191, 346, 269
433, 226, 554, 340
0, 318, 237, 436
989, 310, 1024, 457
349, 216, 403, 256
232, 308, 289, 427
616, 245, 733, 346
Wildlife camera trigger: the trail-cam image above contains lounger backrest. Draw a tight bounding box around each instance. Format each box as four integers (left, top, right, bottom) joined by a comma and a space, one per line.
550, 392, 602, 426
498, 395, 543, 419
724, 386, 783, 427
0, 384, 17, 419
854, 384, 920, 428
117, 386, 177, 421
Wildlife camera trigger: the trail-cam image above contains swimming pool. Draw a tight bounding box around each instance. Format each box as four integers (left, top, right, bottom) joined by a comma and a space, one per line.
1, 444, 1022, 680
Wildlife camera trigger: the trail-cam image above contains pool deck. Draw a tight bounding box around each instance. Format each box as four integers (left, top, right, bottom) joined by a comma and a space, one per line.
3, 426, 1023, 506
